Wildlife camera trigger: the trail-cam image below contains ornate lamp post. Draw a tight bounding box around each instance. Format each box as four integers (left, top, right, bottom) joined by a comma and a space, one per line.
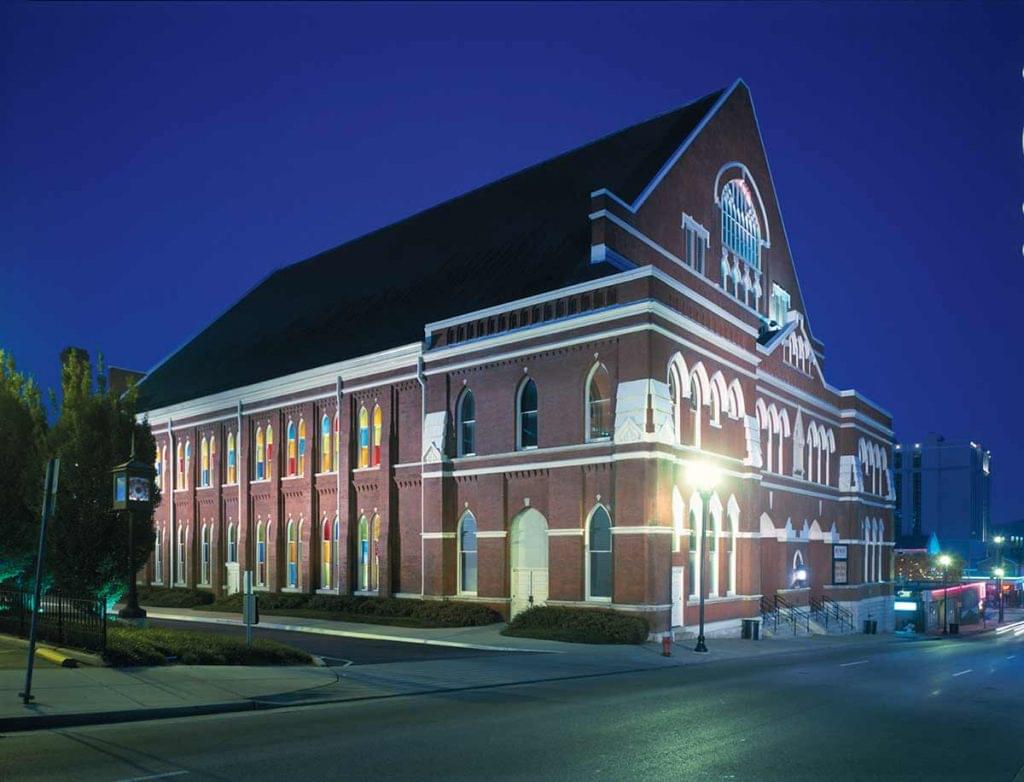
112, 437, 155, 620
938, 553, 952, 635
687, 460, 721, 654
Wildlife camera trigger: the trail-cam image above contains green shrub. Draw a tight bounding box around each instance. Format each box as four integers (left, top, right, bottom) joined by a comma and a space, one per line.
104, 625, 311, 667
197, 593, 500, 628
137, 586, 215, 608
502, 606, 648, 644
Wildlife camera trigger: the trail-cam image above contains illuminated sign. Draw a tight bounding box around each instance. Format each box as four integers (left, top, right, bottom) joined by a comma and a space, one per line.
894, 601, 918, 611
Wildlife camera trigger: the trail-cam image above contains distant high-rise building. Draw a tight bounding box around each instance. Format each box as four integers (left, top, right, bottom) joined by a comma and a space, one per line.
893, 434, 991, 544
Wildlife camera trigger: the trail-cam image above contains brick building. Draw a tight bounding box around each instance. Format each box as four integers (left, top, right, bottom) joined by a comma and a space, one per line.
137, 80, 896, 636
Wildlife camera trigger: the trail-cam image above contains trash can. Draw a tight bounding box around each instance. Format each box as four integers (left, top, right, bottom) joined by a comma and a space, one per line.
949, 622, 959, 635
863, 619, 878, 635
741, 618, 761, 640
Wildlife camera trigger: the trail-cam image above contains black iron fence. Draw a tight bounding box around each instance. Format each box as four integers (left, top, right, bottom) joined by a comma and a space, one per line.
0, 588, 107, 652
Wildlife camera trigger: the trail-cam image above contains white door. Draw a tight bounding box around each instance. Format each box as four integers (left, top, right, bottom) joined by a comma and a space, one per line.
671, 565, 684, 627
225, 562, 240, 595
510, 509, 549, 617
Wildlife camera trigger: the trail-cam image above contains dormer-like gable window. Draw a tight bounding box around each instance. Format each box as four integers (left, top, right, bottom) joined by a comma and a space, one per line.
681, 214, 709, 274
720, 179, 761, 271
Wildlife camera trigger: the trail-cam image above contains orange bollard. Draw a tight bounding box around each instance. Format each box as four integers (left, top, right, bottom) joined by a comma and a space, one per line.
662, 635, 672, 657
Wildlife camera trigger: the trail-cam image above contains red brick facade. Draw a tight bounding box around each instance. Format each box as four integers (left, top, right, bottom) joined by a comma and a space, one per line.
140, 82, 895, 635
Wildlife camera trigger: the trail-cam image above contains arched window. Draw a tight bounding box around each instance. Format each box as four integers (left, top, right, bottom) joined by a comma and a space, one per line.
372, 405, 383, 467
709, 385, 721, 427
154, 447, 163, 491
457, 389, 476, 457
876, 520, 885, 582
332, 515, 340, 588
720, 179, 761, 271
184, 440, 192, 488
517, 378, 538, 450
672, 487, 684, 553
297, 419, 307, 476
333, 413, 340, 472
154, 525, 163, 583
358, 407, 369, 468
200, 437, 210, 487
287, 519, 298, 588
176, 525, 186, 585
265, 426, 274, 480
688, 507, 700, 598
458, 511, 478, 594
689, 372, 702, 448
200, 524, 211, 585
287, 420, 297, 476
256, 521, 267, 587
371, 514, 382, 591
320, 415, 332, 473
255, 427, 265, 480
668, 365, 681, 444
709, 498, 721, 597
727, 498, 739, 595
227, 522, 237, 563
586, 364, 612, 441
357, 515, 369, 590
226, 432, 237, 484
321, 517, 332, 589
587, 506, 613, 600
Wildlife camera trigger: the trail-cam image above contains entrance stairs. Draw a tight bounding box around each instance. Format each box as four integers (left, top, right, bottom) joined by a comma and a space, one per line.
760, 595, 856, 638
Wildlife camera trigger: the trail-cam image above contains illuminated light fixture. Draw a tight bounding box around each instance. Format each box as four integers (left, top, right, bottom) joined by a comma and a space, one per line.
795, 568, 808, 582
994, 567, 1005, 578
687, 461, 721, 494
914, 443, 921, 448
938, 554, 952, 568
894, 601, 917, 611
994, 535, 1005, 545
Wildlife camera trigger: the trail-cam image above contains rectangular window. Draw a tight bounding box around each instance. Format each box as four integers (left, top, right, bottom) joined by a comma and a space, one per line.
770, 284, 791, 326
682, 214, 708, 274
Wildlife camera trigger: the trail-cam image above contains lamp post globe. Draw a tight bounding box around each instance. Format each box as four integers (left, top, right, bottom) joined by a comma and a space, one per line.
687, 460, 721, 654
112, 438, 155, 620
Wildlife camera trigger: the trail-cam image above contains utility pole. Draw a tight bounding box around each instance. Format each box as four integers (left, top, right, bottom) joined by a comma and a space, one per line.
20, 458, 60, 705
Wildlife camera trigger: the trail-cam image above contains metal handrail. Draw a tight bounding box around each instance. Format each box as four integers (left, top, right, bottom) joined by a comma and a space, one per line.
821, 597, 854, 631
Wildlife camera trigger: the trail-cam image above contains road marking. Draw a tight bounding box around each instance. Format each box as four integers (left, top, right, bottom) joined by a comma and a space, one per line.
839, 660, 869, 667
115, 772, 188, 782
1007, 655, 1016, 660
952, 669, 973, 677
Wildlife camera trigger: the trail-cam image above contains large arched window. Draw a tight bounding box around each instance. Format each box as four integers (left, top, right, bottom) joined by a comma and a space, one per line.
265, 426, 274, 480
457, 389, 476, 457
332, 515, 340, 588
727, 497, 739, 595
517, 378, 538, 450
333, 413, 340, 472
154, 447, 163, 491
371, 514, 382, 591
227, 522, 237, 563
176, 525, 186, 585
720, 179, 762, 271
226, 432, 237, 484
320, 415, 332, 473
357, 515, 369, 590
286, 420, 297, 476
688, 506, 700, 598
587, 506, 613, 600
200, 523, 211, 585
708, 498, 722, 597
458, 511, 478, 594
372, 405, 383, 467
176, 442, 184, 488
287, 519, 298, 588
200, 437, 210, 487
689, 372, 703, 448
255, 427, 265, 480
297, 419, 307, 476
672, 487, 684, 553
184, 440, 192, 489
321, 517, 332, 589
876, 520, 885, 582
256, 520, 267, 587
154, 525, 163, 583
358, 407, 369, 468
586, 364, 612, 441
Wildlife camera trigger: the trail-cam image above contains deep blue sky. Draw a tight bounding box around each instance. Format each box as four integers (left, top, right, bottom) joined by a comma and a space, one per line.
2, 2, 1021, 522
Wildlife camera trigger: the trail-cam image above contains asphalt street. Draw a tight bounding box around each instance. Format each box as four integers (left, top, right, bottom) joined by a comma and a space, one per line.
147, 617, 518, 666
4, 630, 1023, 781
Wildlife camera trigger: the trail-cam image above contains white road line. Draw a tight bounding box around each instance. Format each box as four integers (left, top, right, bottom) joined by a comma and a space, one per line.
1007, 655, 1016, 660
115, 772, 188, 782
839, 660, 869, 667
952, 669, 973, 677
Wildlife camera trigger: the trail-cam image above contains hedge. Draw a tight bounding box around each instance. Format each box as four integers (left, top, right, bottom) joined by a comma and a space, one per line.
136, 586, 215, 608
501, 606, 649, 644
196, 593, 501, 628
104, 625, 311, 667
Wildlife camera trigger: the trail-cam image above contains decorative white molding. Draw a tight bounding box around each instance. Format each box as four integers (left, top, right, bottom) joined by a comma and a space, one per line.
743, 413, 762, 468
422, 411, 448, 463
611, 526, 674, 535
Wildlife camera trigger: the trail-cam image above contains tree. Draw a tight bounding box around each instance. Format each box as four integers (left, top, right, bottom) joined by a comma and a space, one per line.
46, 351, 158, 602
0, 350, 48, 584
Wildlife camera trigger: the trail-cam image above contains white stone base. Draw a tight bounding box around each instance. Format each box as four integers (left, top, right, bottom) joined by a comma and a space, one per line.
671, 617, 745, 641
837, 595, 895, 633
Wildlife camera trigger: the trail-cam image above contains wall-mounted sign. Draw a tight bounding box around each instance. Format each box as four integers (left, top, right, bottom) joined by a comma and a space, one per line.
894, 601, 918, 611
833, 560, 848, 585
834, 545, 848, 560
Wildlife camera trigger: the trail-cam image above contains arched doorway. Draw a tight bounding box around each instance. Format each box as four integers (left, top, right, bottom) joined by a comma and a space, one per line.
509, 508, 549, 617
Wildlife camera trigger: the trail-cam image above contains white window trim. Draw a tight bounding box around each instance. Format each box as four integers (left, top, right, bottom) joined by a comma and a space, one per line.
456, 388, 477, 457
515, 377, 538, 451
584, 362, 612, 444
457, 510, 479, 597
584, 504, 613, 602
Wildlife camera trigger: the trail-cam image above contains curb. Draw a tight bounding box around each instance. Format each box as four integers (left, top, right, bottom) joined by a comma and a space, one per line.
0, 700, 263, 734
34, 647, 78, 668
141, 609, 552, 654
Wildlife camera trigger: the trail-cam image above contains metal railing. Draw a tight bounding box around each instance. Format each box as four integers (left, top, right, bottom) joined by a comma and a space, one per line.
760, 595, 778, 634
774, 594, 810, 635
810, 596, 855, 632
0, 588, 107, 652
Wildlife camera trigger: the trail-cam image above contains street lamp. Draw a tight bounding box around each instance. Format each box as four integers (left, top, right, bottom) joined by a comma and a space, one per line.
687, 460, 721, 654
112, 436, 155, 620
993, 566, 1005, 624
938, 553, 952, 635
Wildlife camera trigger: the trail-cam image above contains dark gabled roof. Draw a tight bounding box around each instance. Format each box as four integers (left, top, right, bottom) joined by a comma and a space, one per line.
137, 87, 728, 410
